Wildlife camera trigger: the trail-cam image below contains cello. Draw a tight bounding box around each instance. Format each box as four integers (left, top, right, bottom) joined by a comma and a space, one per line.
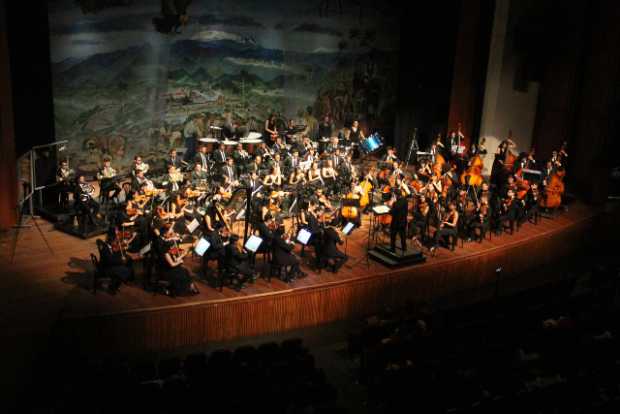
460, 153, 484, 187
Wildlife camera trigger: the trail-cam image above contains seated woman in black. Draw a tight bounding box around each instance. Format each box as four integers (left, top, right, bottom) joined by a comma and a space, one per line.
99, 231, 134, 294
430, 202, 459, 255
159, 225, 199, 296
224, 234, 256, 289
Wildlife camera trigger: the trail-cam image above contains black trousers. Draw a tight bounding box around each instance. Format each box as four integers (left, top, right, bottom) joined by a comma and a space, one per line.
390, 225, 407, 252
433, 227, 457, 249
326, 251, 348, 271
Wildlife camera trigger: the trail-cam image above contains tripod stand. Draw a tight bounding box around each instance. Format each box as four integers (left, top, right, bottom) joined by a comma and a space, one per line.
11, 185, 55, 264
404, 128, 419, 170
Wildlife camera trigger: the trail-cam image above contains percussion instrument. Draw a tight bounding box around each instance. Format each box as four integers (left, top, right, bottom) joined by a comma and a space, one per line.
247, 132, 262, 140
240, 138, 263, 155
221, 139, 237, 154
360, 133, 384, 154
198, 137, 219, 152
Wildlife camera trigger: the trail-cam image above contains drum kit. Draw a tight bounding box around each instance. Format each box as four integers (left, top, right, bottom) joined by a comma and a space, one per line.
199, 128, 265, 155
359, 132, 384, 154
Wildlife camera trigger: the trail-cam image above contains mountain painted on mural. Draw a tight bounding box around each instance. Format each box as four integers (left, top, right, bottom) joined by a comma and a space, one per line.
52, 38, 358, 90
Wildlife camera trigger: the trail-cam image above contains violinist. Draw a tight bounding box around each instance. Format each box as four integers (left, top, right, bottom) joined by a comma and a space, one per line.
286, 149, 302, 173
172, 207, 199, 239
315, 188, 334, 213
159, 225, 200, 296
272, 136, 286, 155
469, 197, 491, 242
99, 230, 135, 294
497, 189, 518, 234
408, 194, 430, 244
417, 159, 433, 182
202, 222, 225, 279
272, 224, 306, 281
524, 182, 541, 224
430, 202, 459, 255
383, 146, 399, 163
255, 214, 275, 258
212, 142, 227, 167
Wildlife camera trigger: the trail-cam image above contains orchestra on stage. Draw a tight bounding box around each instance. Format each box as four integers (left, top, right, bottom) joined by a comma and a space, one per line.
52, 115, 569, 295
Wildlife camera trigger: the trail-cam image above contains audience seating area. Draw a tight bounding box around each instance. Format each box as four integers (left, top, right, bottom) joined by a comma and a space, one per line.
42, 338, 338, 413
346, 261, 620, 413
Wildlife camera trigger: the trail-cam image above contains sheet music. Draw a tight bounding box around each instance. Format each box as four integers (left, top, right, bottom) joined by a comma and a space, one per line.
372, 205, 391, 214
297, 228, 312, 245
139, 242, 151, 256
194, 238, 211, 256
244, 235, 263, 252
342, 222, 355, 236
186, 218, 200, 234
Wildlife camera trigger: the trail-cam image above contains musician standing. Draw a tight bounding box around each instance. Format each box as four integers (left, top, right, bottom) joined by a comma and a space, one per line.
264, 113, 278, 146
56, 159, 74, 209
318, 115, 334, 140
389, 192, 408, 253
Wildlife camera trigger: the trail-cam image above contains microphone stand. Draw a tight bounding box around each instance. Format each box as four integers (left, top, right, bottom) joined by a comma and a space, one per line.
404, 128, 419, 170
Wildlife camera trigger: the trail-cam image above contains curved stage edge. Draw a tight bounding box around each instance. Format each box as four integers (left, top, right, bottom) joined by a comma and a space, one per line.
54, 203, 599, 354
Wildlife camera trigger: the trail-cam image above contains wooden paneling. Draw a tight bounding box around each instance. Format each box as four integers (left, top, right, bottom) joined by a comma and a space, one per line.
52, 206, 597, 354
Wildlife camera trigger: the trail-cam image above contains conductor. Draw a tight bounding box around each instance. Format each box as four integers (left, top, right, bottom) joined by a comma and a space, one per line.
389, 192, 408, 253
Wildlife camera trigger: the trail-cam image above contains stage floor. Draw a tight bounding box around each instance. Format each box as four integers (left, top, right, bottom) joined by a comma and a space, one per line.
0, 201, 599, 351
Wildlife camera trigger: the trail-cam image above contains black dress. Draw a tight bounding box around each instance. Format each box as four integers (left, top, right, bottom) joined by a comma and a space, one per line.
159, 250, 193, 295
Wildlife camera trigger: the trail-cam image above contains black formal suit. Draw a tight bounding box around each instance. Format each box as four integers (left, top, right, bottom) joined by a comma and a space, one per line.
164, 156, 183, 170
323, 226, 347, 271
221, 164, 237, 184
255, 221, 273, 253
272, 233, 299, 267
212, 148, 227, 165
224, 242, 253, 277
390, 196, 408, 252
194, 152, 209, 171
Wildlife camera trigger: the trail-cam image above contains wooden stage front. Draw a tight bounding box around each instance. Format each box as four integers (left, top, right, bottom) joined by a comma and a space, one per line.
1, 202, 600, 354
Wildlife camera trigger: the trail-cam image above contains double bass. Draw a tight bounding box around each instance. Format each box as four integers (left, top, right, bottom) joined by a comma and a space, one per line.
459, 153, 484, 187
539, 168, 565, 209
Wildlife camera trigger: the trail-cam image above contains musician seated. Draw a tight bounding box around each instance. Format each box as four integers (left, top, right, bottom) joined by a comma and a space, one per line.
524, 183, 541, 224
131, 155, 149, 177
173, 207, 199, 239
468, 197, 491, 242
272, 136, 285, 155
244, 171, 262, 194
270, 152, 285, 174
341, 181, 362, 227
315, 188, 333, 212
321, 159, 338, 193
202, 223, 225, 279
164, 148, 183, 171
408, 195, 431, 243
307, 161, 322, 185
248, 155, 264, 178
318, 115, 333, 140
212, 143, 227, 166
304, 147, 318, 164
263, 166, 283, 189
254, 214, 275, 256
74, 175, 101, 230
232, 143, 251, 174
224, 234, 256, 289
99, 230, 135, 294
256, 141, 271, 160
131, 169, 154, 193
430, 202, 459, 255
286, 149, 302, 173
191, 163, 208, 187
496, 189, 519, 234
322, 223, 348, 272
417, 160, 433, 182
158, 225, 200, 296
164, 164, 184, 193
272, 225, 306, 281
383, 146, 399, 163
288, 167, 306, 187
221, 157, 238, 187
324, 136, 340, 155
194, 144, 210, 172
96, 158, 120, 201
56, 159, 75, 209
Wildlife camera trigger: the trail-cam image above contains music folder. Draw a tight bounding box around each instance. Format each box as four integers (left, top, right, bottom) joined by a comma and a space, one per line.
194, 238, 211, 256
186, 218, 200, 234
372, 205, 390, 215
297, 228, 312, 245
244, 235, 263, 253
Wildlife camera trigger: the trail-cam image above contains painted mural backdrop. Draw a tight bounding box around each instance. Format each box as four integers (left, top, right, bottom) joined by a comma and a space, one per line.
49, 0, 400, 173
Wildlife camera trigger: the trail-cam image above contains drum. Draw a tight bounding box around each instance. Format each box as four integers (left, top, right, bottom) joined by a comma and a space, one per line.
198, 137, 219, 153
360, 133, 383, 154
221, 139, 237, 154
247, 132, 262, 140
240, 138, 263, 155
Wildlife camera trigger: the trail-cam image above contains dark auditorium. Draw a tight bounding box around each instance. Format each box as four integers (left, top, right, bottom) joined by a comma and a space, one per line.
2, 0, 620, 412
